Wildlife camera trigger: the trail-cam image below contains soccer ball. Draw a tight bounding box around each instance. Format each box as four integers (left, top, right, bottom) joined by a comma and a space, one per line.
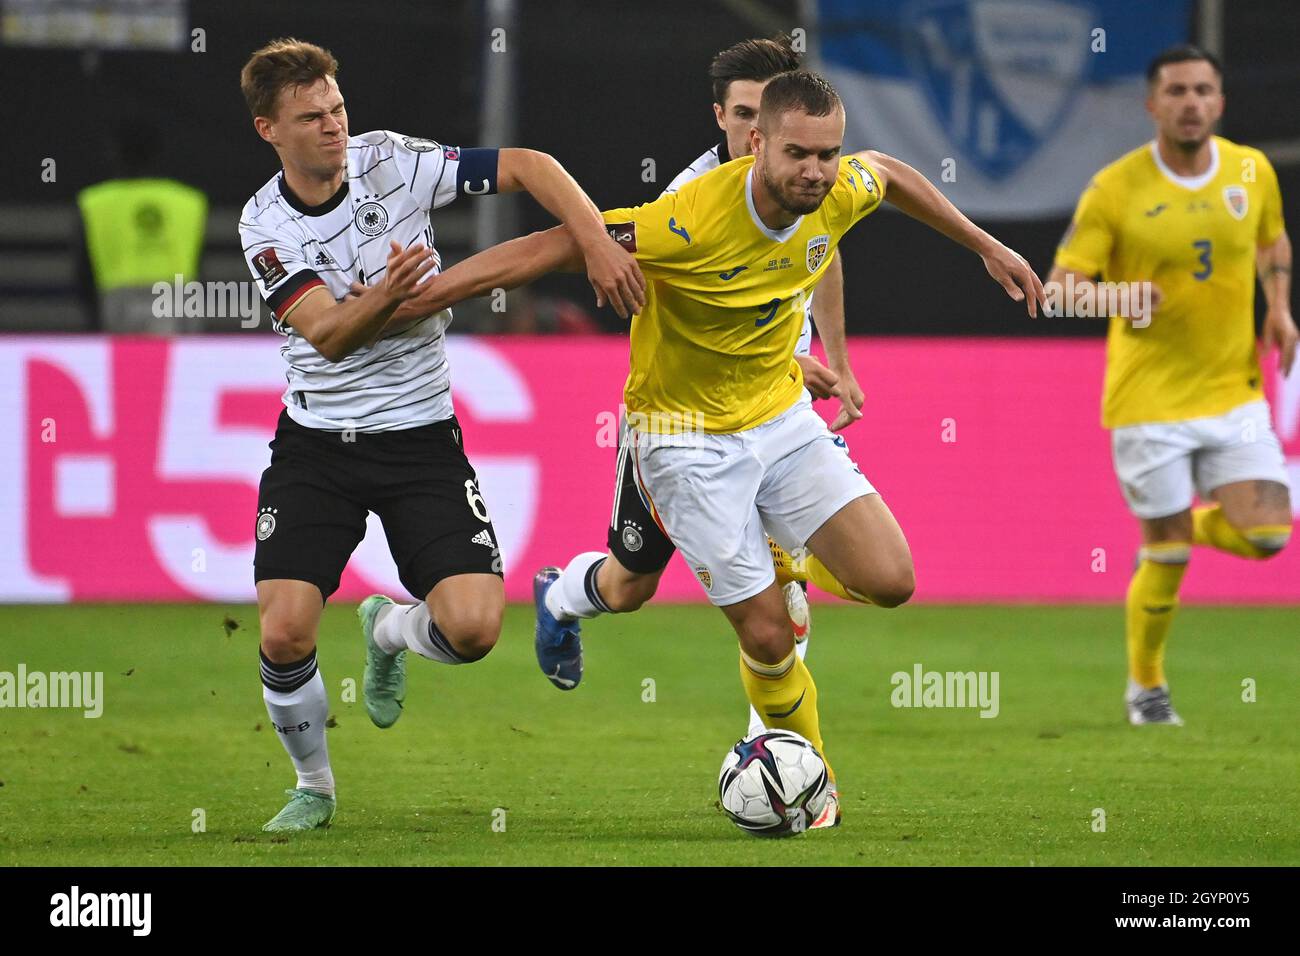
718, 729, 830, 837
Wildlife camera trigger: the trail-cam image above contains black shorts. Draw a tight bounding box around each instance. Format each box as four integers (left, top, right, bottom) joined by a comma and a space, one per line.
607, 418, 675, 574
254, 409, 502, 601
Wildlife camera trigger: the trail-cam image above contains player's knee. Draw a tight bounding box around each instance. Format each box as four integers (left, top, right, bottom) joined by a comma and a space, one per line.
602, 571, 659, 612
742, 616, 797, 663
259, 617, 317, 662
430, 602, 502, 662
864, 565, 916, 608
1244, 524, 1291, 558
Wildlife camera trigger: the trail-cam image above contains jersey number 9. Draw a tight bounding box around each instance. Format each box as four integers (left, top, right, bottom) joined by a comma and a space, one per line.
755, 297, 782, 327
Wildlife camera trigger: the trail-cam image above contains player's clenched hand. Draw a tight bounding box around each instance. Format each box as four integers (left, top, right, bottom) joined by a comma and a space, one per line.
982, 242, 1047, 317
381, 241, 437, 302
828, 362, 866, 432
582, 236, 646, 319
795, 354, 839, 400
1263, 307, 1298, 376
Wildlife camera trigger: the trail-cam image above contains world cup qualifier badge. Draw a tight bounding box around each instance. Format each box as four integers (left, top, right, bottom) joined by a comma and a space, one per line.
606, 221, 636, 253
250, 247, 288, 287
256, 507, 278, 541
355, 201, 389, 236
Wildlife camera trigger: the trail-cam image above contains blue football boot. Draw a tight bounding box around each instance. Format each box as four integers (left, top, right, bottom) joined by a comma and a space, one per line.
533, 566, 583, 690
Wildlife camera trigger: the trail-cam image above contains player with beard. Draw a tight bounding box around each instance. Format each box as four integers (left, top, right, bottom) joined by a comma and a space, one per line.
1050, 45, 1294, 725
528, 39, 870, 832
355, 39, 870, 832
389, 70, 1045, 825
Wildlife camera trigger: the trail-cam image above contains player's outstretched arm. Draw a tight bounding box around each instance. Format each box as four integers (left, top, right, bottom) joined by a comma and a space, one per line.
354, 226, 594, 332
856, 150, 1046, 317
1258, 229, 1297, 375
281, 241, 436, 362
402, 225, 587, 316
497, 148, 646, 318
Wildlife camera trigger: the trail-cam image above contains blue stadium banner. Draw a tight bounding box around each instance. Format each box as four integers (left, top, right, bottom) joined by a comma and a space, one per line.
819, 0, 1192, 218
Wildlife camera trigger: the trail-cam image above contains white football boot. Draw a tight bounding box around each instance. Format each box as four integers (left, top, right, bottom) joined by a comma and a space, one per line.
811, 785, 841, 829
1126, 678, 1185, 726
784, 581, 811, 645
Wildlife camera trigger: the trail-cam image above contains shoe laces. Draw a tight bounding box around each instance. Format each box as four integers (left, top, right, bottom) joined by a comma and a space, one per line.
542, 610, 579, 648
371, 646, 404, 685
1138, 690, 1175, 721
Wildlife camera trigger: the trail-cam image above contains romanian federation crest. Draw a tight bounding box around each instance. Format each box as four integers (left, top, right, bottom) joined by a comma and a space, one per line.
806, 234, 830, 273
1223, 185, 1248, 220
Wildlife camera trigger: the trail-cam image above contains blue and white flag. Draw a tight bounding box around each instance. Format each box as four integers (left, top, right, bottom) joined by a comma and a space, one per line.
819, 0, 1191, 218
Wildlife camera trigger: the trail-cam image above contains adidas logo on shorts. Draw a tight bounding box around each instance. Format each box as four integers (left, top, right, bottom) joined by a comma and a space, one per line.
471, 530, 495, 548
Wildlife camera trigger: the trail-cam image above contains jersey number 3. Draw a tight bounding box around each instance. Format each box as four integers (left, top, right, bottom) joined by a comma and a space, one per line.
1192, 239, 1213, 281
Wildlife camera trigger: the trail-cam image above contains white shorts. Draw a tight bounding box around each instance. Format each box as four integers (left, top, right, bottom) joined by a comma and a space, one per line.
1111, 399, 1288, 519
631, 400, 874, 606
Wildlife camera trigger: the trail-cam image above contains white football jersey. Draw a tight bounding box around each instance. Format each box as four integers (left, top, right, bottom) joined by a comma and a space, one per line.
663, 143, 813, 356
239, 130, 499, 431
662, 142, 724, 196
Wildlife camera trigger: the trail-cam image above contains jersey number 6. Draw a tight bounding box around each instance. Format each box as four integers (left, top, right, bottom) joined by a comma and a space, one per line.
464, 479, 490, 522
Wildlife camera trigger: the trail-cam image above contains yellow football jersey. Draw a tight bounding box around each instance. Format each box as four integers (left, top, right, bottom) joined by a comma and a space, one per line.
1055, 136, 1285, 429
603, 154, 883, 433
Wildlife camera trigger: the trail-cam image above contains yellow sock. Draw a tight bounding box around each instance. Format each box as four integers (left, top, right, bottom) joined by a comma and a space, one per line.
769, 539, 870, 604
805, 553, 870, 604
1125, 548, 1188, 688
738, 647, 834, 781
1192, 505, 1291, 558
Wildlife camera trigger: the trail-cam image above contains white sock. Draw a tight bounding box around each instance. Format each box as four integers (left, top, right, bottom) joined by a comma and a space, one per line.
373, 602, 469, 664
545, 551, 612, 622
260, 652, 334, 796
746, 634, 810, 736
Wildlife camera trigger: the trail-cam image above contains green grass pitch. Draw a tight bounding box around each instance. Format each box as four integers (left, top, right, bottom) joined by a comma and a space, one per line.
1, 603, 1296, 866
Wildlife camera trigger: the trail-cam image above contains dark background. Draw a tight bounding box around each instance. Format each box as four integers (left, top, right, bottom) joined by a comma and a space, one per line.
2, 0, 1297, 335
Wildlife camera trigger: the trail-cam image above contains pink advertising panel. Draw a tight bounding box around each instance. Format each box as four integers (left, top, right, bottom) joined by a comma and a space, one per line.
2, 335, 1296, 603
